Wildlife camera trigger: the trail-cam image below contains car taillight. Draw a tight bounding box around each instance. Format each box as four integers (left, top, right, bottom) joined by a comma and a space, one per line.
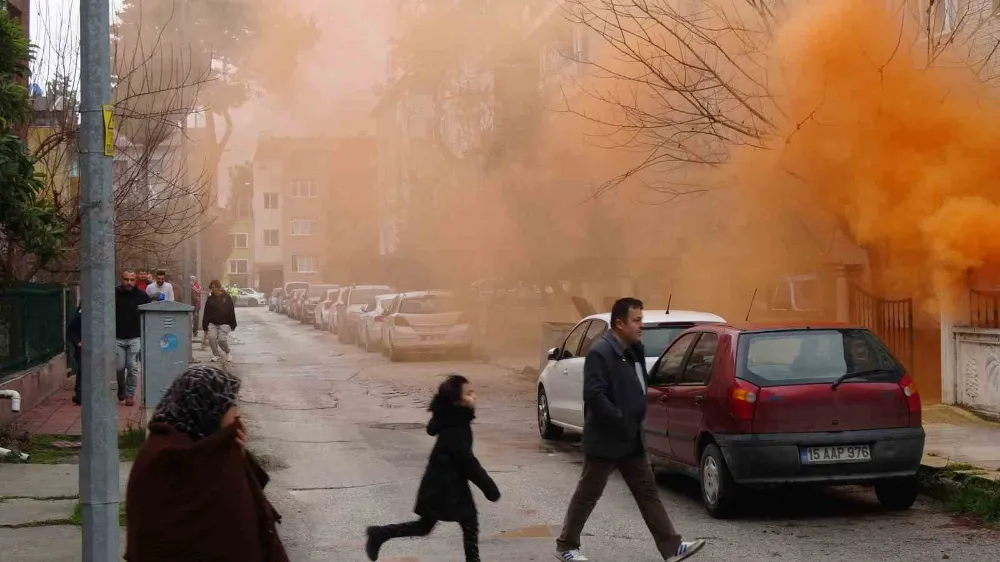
730, 379, 759, 421
393, 316, 410, 327
900, 374, 922, 425
375, 315, 384, 323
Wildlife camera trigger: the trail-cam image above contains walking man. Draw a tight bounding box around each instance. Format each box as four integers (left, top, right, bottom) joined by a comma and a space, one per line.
66, 302, 82, 405
146, 269, 175, 301
116, 270, 151, 406
554, 298, 705, 562
203, 280, 237, 363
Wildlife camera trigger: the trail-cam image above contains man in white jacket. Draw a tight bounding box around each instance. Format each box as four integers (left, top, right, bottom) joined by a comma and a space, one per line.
146, 269, 175, 301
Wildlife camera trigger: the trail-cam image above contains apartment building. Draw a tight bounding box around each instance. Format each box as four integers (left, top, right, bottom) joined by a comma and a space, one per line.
251, 135, 378, 292
223, 173, 254, 288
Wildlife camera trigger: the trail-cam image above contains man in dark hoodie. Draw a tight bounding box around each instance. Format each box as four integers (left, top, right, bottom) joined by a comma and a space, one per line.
554, 298, 705, 562
202, 280, 237, 363
66, 303, 82, 405
116, 269, 151, 406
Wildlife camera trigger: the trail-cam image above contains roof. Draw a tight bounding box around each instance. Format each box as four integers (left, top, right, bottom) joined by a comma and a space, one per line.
720, 321, 862, 333
584, 310, 726, 325
398, 290, 455, 299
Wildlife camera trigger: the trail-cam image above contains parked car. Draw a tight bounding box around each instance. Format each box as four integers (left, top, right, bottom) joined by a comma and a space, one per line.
234, 288, 265, 307
281, 281, 309, 315
381, 290, 469, 361
301, 284, 338, 325
288, 288, 307, 320
641, 322, 924, 518
318, 288, 342, 330
357, 293, 398, 352
328, 287, 349, 335
269, 288, 282, 312
337, 285, 395, 344
537, 310, 725, 442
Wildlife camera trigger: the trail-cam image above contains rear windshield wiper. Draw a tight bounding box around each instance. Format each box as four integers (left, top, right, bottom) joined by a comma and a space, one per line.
831, 368, 896, 390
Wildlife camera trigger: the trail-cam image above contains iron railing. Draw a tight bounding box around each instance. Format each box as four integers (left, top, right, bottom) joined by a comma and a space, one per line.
0, 283, 68, 378
848, 285, 914, 370
970, 289, 1000, 329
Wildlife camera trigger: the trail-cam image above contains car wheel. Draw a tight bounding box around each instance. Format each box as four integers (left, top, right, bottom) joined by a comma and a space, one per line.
537, 387, 563, 440
388, 342, 403, 362
700, 443, 740, 518
249, 299, 258, 307
363, 331, 371, 352
874, 476, 919, 511
338, 324, 349, 343
313, 319, 321, 330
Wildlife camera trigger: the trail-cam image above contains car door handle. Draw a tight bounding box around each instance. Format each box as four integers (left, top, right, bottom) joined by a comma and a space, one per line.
693, 395, 705, 405
659, 394, 669, 403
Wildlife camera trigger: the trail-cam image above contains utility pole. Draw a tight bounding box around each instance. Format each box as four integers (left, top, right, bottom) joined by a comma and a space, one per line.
79, 0, 119, 559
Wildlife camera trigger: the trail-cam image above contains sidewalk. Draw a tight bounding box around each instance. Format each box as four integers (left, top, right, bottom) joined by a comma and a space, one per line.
922, 404, 1000, 477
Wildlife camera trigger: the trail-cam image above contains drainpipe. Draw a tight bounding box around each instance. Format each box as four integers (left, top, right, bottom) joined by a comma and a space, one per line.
0, 389, 21, 412
0, 390, 28, 460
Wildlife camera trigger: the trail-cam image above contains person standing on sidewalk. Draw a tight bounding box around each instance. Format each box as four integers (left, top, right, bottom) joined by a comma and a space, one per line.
203, 280, 237, 363
554, 298, 705, 562
116, 270, 150, 406
66, 303, 83, 405
146, 269, 175, 301
365, 375, 500, 562
190, 275, 202, 339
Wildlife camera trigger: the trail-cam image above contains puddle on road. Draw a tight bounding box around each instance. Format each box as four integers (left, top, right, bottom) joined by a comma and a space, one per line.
369, 422, 426, 431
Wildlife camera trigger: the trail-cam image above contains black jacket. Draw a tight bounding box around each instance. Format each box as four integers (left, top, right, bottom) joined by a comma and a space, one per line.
413, 399, 500, 522
116, 286, 151, 339
67, 305, 82, 347
582, 332, 649, 459
203, 293, 237, 332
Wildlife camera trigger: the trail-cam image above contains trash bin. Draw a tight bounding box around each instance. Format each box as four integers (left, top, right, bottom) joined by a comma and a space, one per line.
139, 300, 195, 420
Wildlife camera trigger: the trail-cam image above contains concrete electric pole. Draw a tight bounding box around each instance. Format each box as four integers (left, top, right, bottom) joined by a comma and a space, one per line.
78, 0, 120, 559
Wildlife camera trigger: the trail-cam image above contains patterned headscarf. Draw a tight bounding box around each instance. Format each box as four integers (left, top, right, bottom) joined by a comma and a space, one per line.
151, 365, 241, 441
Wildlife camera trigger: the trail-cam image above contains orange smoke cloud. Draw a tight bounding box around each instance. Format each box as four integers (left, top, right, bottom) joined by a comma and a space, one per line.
746, 0, 1000, 304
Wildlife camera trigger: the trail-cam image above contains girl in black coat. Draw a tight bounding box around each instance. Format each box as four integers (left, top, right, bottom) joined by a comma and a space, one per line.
365, 374, 500, 562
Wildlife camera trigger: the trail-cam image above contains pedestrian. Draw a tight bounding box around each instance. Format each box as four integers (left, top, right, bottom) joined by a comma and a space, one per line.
553, 298, 705, 562
136, 268, 150, 293
125, 365, 289, 562
116, 269, 150, 407
203, 280, 237, 363
146, 269, 175, 301
66, 303, 82, 405
365, 374, 499, 562
190, 275, 202, 339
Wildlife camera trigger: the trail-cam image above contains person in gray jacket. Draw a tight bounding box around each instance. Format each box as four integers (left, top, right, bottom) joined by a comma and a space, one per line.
554, 298, 705, 562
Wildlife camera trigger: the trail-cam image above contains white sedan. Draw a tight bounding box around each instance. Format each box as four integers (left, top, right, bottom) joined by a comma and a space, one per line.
358, 293, 398, 352
536, 310, 725, 439
381, 291, 471, 362
234, 288, 266, 307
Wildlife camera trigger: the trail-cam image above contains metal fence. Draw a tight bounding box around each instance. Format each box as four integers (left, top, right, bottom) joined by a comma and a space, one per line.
0, 283, 68, 378
848, 285, 914, 370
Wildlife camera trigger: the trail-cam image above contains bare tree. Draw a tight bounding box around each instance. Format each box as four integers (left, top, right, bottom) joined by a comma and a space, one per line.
28, 3, 216, 280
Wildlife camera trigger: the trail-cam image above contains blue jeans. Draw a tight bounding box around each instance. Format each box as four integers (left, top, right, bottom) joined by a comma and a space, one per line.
115, 338, 141, 398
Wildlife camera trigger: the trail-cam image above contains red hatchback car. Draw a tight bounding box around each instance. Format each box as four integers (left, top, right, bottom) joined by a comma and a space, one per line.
645, 322, 924, 518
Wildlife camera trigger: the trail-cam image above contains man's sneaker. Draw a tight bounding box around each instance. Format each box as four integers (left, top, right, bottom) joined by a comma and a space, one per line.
226, 352, 234, 362
554, 549, 589, 561
666, 539, 706, 562
125, 396, 135, 407
365, 526, 383, 561
210, 356, 220, 362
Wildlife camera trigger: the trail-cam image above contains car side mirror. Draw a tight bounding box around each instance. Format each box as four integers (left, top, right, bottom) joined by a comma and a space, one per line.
547, 347, 560, 361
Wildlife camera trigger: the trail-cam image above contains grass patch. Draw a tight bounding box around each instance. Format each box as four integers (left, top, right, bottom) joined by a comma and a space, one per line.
944, 462, 984, 473
0, 419, 146, 464
922, 464, 1000, 527
69, 501, 126, 527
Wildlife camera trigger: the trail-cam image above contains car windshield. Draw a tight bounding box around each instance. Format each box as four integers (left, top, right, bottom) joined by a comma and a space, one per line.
351, 288, 392, 304
308, 285, 336, 298
641, 325, 697, 357
399, 295, 460, 314
286, 282, 308, 294
737, 329, 902, 387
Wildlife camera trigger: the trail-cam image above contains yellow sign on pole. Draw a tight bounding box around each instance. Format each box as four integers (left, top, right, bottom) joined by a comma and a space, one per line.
102, 104, 115, 157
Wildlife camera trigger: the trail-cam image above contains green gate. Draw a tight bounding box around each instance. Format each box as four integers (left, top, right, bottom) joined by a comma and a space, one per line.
0, 283, 67, 378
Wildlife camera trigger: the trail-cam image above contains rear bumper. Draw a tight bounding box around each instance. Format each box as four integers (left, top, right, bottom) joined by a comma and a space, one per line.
715, 427, 925, 485
394, 335, 471, 352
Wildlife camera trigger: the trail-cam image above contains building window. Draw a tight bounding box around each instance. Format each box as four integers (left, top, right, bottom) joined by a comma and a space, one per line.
229, 233, 249, 249
294, 255, 317, 274
290, 219, 318, 236
263, 229, 280, 246
264, 192, 279, 209
235, 197, 250, 219
228, 259, 249, 274
290, 180, 318, 198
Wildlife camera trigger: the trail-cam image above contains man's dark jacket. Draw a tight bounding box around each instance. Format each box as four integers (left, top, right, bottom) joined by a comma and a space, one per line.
116, 286, 150, 339
582, 331, 649, 459
203, 293, 237, 332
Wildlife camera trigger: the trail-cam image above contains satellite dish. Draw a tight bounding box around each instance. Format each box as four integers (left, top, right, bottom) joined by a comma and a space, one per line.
28, 83, 42, 97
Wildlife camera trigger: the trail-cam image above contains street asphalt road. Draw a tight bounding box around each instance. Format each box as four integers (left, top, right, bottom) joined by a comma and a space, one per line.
234, 307, 1000, 562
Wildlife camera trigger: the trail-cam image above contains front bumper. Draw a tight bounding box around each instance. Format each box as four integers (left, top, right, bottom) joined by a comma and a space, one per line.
716, 427, 925, 485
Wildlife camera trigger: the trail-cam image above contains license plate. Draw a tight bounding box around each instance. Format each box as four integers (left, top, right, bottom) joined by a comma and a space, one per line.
800, 444, 871, 465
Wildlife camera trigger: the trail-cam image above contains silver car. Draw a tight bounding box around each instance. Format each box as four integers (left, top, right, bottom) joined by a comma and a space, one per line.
234, 288, 265, 307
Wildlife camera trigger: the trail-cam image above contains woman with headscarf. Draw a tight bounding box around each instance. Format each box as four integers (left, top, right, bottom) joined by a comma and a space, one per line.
125, 365, 289, 562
